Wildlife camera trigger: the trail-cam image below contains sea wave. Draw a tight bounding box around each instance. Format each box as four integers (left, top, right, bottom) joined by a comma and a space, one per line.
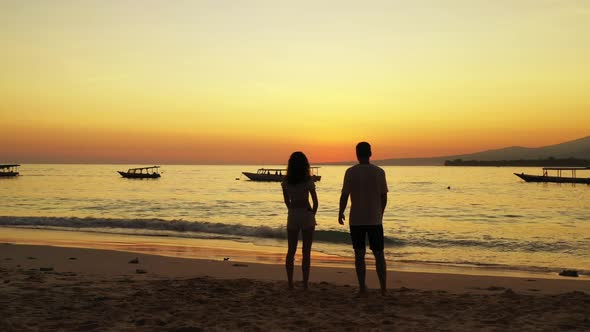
396, 259, 588, 275
0, 216, 374, 245
0, 216, 585, 254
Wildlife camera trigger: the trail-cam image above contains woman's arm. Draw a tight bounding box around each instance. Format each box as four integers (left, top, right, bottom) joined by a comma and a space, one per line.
282, 186, 291, 209
310, 188, 318, 215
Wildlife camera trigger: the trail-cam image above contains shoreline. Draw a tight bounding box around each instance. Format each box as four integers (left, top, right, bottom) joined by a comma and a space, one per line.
1, 243, 589, 331
2, 243, 589, 294
1, 226, 588, 281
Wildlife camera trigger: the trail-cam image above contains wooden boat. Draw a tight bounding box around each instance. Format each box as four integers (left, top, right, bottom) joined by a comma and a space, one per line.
514, 167, 590, 184
242, 167, 321, 182
0, 164, 20, 177
118, 166, 161, 179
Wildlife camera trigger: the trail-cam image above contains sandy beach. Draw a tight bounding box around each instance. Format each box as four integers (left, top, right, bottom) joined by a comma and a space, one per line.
1, 243, 589, 331
4, 1, 590, 331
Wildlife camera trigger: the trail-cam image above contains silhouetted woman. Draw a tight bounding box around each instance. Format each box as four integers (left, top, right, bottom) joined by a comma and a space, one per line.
281, 151, 318, 290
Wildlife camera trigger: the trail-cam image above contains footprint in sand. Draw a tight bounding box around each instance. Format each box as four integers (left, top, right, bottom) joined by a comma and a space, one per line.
56, 272, 77, 277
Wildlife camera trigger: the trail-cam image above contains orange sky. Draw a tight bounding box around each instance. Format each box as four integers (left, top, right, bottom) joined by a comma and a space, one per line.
1, 1, 589, 164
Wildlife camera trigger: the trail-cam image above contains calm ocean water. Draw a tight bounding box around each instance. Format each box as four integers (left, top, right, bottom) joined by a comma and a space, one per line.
1, 164, 589, 275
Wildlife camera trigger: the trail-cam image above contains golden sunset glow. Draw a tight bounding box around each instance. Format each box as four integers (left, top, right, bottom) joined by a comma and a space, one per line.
1, 1, 589, 163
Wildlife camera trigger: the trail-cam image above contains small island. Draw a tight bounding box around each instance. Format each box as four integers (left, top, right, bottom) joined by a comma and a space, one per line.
444, 157, 590, 167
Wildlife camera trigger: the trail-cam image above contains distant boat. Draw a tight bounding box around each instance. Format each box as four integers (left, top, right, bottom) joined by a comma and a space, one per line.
118, 166, 161, 179
0, 164, 20, 177
514, 167, 590, 184
242, 167, 321, 182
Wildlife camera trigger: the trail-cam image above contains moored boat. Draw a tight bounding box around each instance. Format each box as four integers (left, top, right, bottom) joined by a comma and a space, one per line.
118, 166, 161, 179
514, 167, 590, 184
242, 167, 321, 182
0, 164, 20, 177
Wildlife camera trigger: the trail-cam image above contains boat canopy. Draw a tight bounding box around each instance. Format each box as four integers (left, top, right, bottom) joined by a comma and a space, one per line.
128, 166, 160, 170
0, 164, 20, 169
127, 166, 160, 173
257, 167, 320, 170
542, 167, 589, 171
542, 166, 589, 178
256, 167, 320, 174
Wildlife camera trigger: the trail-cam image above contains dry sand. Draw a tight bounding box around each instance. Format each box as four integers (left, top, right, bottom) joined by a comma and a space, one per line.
1, 243, 589, 331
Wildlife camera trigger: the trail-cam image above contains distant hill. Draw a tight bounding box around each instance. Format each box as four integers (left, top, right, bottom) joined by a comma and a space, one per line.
323, 136, 590, 166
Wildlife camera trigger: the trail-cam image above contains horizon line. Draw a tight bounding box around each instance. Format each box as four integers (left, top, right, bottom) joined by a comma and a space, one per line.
4, 134, 589, 166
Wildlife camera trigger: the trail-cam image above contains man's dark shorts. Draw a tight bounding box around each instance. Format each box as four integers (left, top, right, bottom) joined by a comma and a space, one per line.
349, 224, 384, 252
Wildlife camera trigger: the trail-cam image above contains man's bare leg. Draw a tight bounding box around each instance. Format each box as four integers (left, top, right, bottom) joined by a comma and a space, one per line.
373, 250, 387, 295
354, 248, 367, 293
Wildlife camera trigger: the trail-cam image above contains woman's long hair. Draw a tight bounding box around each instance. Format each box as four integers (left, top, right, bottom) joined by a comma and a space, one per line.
286, 151, 310, 185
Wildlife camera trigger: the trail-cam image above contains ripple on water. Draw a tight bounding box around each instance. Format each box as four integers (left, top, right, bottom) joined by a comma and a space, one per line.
3, 165, 589, 273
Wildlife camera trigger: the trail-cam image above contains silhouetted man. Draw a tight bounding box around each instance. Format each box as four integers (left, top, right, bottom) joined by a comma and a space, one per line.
339, 142, 388, 295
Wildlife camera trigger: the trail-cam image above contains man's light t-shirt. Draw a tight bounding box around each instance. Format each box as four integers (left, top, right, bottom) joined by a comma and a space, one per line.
341, 164, 388, 225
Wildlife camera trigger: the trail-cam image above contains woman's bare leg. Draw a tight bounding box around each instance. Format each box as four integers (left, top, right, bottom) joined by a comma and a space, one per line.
301, 228, 314, 290
286, 229, 299, 289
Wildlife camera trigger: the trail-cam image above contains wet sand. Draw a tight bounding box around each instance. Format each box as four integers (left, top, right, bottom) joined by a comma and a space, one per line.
1, 244, 589, 331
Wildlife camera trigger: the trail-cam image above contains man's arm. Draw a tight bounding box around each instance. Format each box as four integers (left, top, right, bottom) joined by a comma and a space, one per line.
338, 192, 348, 225
339, 169, 350, 225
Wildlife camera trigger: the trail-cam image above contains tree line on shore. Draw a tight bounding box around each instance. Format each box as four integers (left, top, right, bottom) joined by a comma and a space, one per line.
444, 157, 590, 167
